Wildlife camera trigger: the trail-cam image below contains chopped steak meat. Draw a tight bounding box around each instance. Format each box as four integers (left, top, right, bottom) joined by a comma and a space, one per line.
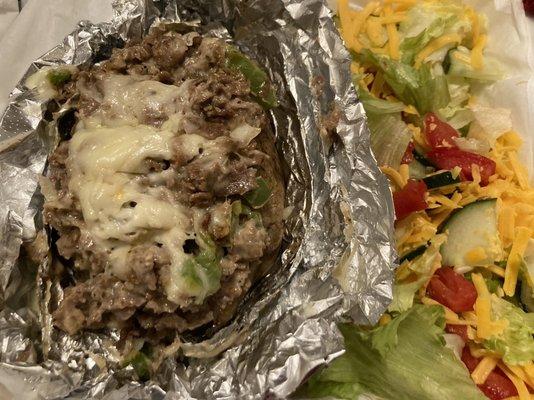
42, 27, 285, 342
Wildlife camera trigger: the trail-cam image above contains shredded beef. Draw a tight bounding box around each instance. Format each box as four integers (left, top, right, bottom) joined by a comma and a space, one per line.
44, 27, 285, 341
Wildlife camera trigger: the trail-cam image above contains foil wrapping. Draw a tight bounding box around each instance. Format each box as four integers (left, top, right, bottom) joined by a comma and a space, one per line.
0, 0, 397, 398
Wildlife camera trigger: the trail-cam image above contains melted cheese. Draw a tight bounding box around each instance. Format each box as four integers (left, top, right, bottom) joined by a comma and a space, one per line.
84, 74, 191, 129
68, 124, 194, 304
26, 65, 78, 100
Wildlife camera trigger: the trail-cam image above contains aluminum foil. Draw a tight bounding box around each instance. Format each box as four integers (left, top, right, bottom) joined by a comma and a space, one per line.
0, 0, 397, 398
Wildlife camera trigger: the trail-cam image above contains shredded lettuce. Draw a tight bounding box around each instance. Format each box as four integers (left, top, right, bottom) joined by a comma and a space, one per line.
398, 0, 472, 66
400, 15, 457, 66
367, 113, 412, 169
448, 47, 503, 81
389, 234, 445, 313
357, 89, 406, 115
356, 50, 450, 115
483, 296, 534, 365
467, 103, 513, 146
295, 305, 486, 400
437, 76, 473, 129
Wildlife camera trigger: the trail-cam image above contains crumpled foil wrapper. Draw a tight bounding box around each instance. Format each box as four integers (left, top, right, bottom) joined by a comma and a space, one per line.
0, 0, 397, 398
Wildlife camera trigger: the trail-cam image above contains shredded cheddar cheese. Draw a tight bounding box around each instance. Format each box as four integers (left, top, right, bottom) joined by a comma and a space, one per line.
383, 5, 400, 60
471, 356, 498, 384
471, 34, 487, 70
504, 227, 532, 296
341, 0, 534, 392
381, 166, 407, 189
472, 274, 507, 340
414, 34, 463, 68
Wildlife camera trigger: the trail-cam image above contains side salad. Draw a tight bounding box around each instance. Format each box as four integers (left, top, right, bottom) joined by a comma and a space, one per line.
298, 0, 534, 399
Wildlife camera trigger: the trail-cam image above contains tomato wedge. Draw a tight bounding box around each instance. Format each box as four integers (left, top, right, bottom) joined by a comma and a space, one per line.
525, 0, 534, 16
425, 113, 459, 149
393, 180, 428, 221
445, 324, 468, 342
427, 267, 477, 313
401, 142, 415, 164
427, 148, 496, 185
461, 347, 518, 400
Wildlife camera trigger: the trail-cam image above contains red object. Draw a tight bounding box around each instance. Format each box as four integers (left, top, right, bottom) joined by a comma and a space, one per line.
424, 113, 460, 149
393, 180, 428, 221
427, 267, 477, 313
461, 348, 518, 400
445, 324, 468, 342
525, 0, 534, 16
427, 148, 496, 185
401, 142, 415, 164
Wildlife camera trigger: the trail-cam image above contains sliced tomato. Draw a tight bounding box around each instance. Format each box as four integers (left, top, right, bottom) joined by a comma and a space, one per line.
393, 180, 428, 221
461, 347, 518, 400
401, 142, 415, 164
445, 324, 468, 342
427, 148, 496, 185
525, 0, 534, 16
425, 113, 459, 149
427, 267, 477, 313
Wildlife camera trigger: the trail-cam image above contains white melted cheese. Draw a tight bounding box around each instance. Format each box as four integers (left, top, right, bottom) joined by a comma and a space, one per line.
67, 124, 193, 304
26, 65, 78, 100
64, 72, 256, 305
84, 74, 191, 130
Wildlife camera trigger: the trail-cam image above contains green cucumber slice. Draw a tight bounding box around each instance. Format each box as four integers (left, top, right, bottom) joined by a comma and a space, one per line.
408, 159, 430, 180
413, 149, 435, 168
399, 244, 429, 263
423, 171, 461, 189
440, 198, 503, 267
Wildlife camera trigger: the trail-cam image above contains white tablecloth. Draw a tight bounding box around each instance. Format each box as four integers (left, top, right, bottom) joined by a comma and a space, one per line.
0, 0, 113, 114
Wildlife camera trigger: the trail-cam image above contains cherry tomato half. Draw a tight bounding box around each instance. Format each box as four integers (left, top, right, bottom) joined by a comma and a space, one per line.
393, 180, 428, 221
461, 347, 518, 400
401, 142, 415, 165
445, 324, 468, 342
426, 148, 496, 185
425, 113, 459, 149
427, 267, 477, 313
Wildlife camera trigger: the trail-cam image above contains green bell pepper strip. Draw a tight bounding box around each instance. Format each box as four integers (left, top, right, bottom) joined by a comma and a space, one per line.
225, 47, 278, 109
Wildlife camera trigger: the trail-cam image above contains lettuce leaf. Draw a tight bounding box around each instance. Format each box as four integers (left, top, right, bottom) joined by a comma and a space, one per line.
356, 50, 450, 114
357, 89, 406, 115
400, 15, 457, 65
295, 305, 486, 400
484, 296, 534, 365
389, 234, 445, 313
367, 113, 412, 169
398, 0, 471, 66
448, 47, 503, 82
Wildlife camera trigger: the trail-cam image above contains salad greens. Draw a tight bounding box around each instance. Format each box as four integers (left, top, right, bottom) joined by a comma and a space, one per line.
366, 113, 412, 169
295, 0, 534, 398
296, 305, 486, 400
484, 296, 534, 365
389, 234, 445, 313
356, 49, 450, 115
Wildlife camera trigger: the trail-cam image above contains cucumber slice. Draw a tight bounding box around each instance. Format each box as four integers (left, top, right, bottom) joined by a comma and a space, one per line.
409, 160, 430, 180
399, 244, 428, 263
520, 282, 534, 312
413, 149, 435, 168
423, 171, 461, 189
440, 199, 503, 267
